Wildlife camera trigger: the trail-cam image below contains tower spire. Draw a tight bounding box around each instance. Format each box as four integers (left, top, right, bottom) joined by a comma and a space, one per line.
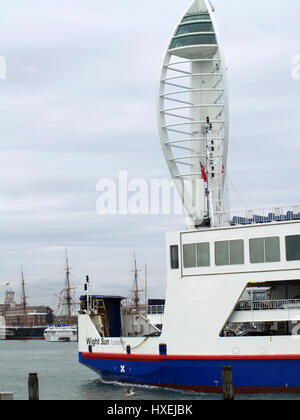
158, 0, 229, 228
187, 0, 209, 14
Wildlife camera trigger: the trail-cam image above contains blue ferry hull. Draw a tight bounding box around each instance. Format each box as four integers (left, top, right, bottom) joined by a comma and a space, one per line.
79, 352, 300, 394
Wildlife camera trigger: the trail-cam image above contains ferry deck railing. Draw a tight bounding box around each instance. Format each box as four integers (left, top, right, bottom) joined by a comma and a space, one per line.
122, 304, 165, 315
235, 299, 300, 311
147, 305, 165, 315
230, 205, 300, 226
190, 205, 300, 229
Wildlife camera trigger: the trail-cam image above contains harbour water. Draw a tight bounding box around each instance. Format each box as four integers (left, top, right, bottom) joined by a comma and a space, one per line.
0, 340, 299, 400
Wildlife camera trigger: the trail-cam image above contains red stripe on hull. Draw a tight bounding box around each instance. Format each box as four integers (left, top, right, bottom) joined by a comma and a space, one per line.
82, 352, 300, 362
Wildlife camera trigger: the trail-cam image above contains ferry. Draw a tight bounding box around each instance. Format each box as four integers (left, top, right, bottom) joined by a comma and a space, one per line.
44, 324, 77, 342
78, 0, 300, 393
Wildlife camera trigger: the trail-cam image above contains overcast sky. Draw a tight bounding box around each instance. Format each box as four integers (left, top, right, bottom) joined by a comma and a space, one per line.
0, 0, 299, 307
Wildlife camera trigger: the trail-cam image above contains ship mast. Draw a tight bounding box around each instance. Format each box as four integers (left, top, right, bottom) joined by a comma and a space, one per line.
65, 250, 72, 324
21, 267, 28, 327
55, 250, 77, 324
130, 253, 144, 315
133, 254, 140, 315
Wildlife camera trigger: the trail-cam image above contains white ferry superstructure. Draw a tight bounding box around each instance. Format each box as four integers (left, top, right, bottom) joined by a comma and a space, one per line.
78, 0, 300, 393
44, 324, 78, 342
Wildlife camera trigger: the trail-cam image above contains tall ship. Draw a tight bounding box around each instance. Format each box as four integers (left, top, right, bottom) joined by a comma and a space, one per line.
44, 252, 78, 342
0, 271, 53, 340
78, 0, 300, 393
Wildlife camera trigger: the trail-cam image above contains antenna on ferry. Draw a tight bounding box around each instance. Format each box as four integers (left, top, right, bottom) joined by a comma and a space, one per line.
84, 275, 91, 313
204, 116, 215, 228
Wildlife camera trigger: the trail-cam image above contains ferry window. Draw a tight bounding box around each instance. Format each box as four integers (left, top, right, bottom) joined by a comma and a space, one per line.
170, 34, 217, 49
250, 237, 280, 263
286, 235, 300, 261
230, 240, 245, 265
215, 241, 229, 266
183, 243, 210, 268
215, 240, 244, 266
182, 14, 211, 22
176, 22, 214, 36
183, 244, 196, 268
265, 237, 280, 262
159, 343, 167, 355
197, 242, 210, 267
170, 245, 179, 269
249, 238, 264, 263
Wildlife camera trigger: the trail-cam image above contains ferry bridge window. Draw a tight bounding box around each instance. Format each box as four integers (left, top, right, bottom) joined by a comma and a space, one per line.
249, 237, 280, 263
183, 243, 210, 268
230, 240, 245, 265
170, 34, 217, 49
183, 244, 196, 268
215, 241, 229, 266
197, 242, 210, 267
215, 240, 244, 266
265, 237, 281, 262
182, 14, 211, 22
286, 235, 300, 261
176, 22, 214, 36
249, 238, 264, 264
170, 245, 179, 269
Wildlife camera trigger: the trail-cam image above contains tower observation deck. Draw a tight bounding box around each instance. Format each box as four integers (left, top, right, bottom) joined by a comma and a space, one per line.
158, 0, 229, 229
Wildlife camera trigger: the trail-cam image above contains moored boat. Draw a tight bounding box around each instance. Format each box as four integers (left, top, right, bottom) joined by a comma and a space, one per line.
44, 324, 77, 342
5, 326, 46, 340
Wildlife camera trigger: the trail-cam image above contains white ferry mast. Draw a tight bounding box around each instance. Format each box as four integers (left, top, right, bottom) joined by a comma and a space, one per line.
158, 0, 229, 228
